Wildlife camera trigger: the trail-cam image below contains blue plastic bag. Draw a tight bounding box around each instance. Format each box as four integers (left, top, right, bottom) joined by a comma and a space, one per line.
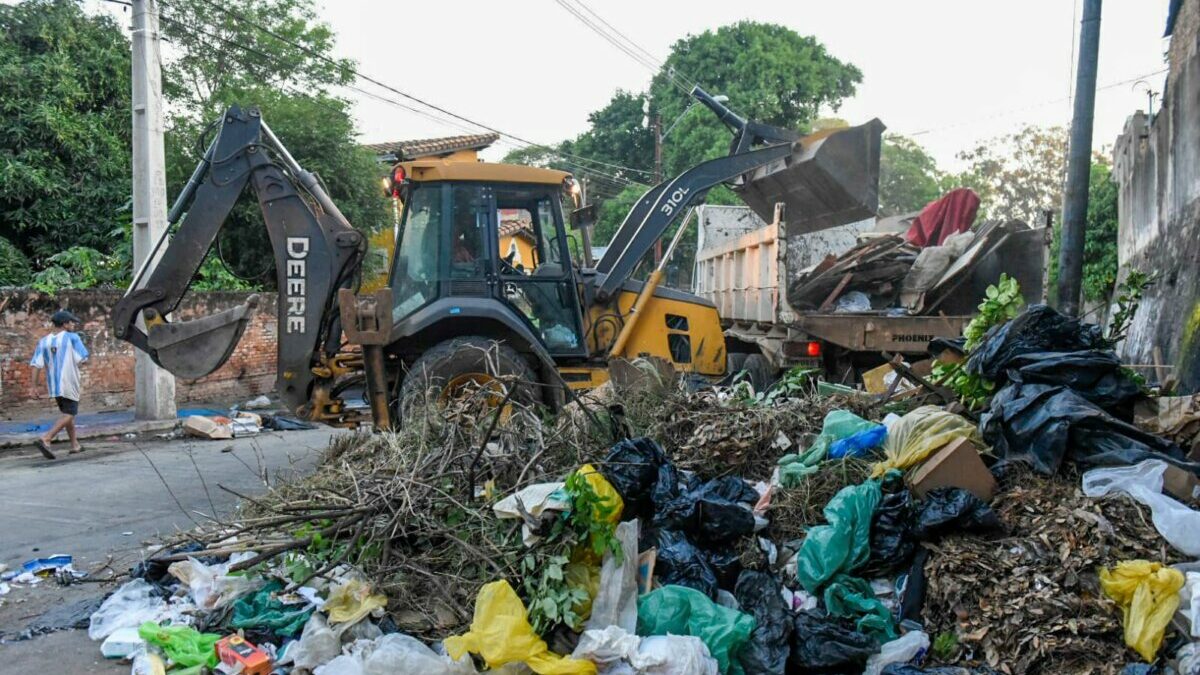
829, 425, 887, 459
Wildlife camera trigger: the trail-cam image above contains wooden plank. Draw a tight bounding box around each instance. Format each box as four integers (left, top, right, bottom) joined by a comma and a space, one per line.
818, 273, 854, 311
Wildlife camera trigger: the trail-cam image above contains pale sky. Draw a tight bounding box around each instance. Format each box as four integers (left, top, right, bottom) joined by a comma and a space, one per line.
85, 1, 1172, 174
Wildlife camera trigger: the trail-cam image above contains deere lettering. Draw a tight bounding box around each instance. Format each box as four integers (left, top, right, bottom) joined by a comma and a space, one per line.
285, 237, 309, 333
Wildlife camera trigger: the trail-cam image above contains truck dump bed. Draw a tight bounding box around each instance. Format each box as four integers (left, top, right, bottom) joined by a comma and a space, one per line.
694, 205, 1045, 356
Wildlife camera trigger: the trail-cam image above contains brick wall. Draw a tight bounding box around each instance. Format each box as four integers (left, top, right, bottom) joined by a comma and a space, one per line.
0, 289, 278, 417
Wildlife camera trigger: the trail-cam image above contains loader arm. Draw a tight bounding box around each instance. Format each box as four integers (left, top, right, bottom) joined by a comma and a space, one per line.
594, 86, 882, 303
112, 105, 365, 412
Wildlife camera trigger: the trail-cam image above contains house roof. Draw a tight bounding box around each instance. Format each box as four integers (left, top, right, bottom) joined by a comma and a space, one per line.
364, 133, 500, 162
499, 221, 535, 239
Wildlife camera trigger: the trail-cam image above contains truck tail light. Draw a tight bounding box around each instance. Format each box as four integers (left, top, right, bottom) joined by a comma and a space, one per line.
806, 341, 822, 357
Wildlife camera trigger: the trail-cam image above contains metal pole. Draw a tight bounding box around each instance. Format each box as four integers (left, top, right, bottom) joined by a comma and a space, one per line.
579, 178, 594, 267
653, 114, 663, 265
131, 0, 176, 420
1056, 0, 1102, 317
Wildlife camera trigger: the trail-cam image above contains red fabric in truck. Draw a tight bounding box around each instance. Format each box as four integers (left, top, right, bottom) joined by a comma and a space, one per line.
906, 188, 980, 247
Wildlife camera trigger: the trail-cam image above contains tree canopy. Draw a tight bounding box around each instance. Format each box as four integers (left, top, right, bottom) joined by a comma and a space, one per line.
507, 21, 863, 245
878, 135, 944, 216
0, 0, 132, 265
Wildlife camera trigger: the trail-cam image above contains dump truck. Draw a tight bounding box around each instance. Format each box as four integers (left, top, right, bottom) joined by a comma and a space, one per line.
112, 87, 886, 429
693, 201, 1047, 390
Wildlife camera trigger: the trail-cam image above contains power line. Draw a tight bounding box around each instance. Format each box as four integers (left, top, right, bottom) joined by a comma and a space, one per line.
165, 0, 651, 185
903, 68, 1169, 138
571, 0, 697, 90
553, 0, 690, 94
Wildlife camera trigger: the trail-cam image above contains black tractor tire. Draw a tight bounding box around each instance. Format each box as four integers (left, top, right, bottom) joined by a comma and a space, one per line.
742, 353, 776, 394
399, 336, 539, 416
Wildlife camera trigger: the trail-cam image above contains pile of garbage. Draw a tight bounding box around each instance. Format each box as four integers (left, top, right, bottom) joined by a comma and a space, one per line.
85, 300, 1200, 674
787, 188, 1035, 315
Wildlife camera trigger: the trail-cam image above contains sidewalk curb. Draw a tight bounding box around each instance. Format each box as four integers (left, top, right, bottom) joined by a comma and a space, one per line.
0, 419, 179, 451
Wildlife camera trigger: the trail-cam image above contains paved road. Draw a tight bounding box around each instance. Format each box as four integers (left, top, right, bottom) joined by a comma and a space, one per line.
0, 427, 344, 673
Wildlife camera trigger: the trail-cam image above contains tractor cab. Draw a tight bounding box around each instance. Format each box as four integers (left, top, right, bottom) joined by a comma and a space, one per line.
386, 160, 588, 361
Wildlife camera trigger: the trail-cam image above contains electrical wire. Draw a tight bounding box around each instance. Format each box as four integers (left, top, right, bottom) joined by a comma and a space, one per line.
166, 0, 653, 185
570, 0, 697, 91
554, 0, 691, 94
151, 1, 649, 194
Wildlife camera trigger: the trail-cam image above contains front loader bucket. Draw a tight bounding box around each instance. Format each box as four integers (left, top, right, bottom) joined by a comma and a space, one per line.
146, 295, 259, 380
736, 119, 884, 233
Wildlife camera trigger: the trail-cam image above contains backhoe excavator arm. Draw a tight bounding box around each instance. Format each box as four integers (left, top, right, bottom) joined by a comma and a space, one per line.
112, 106, 365, 413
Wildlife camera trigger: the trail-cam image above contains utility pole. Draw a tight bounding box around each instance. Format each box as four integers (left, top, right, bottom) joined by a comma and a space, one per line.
131, 0, 176, 420
653, 113, 663, 265
1056, 0, 1102, 317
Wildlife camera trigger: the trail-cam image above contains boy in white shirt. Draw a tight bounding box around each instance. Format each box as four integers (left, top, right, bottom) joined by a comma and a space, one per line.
30, 310, 89, 459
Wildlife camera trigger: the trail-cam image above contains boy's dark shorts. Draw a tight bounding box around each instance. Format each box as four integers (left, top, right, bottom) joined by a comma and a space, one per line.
55, 397, 79, 416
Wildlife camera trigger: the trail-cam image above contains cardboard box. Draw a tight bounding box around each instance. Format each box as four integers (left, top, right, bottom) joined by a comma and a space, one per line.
182, 415, 233, 440
1162, 464, 1200, 503
907, 436, 996, 502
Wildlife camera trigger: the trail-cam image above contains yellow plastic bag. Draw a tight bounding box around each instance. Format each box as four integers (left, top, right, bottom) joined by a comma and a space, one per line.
325, 579, 388, 625
871, 405, 984, 477
1100, 560, 1185, 662
444, 580, 598, 675
575, 463, 623, 525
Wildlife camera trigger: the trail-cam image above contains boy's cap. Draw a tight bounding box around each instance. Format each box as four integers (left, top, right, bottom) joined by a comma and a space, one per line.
51, 310, 81, 326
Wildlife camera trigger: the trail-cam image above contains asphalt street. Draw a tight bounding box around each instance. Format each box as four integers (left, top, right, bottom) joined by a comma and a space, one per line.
0, 426, 343, 673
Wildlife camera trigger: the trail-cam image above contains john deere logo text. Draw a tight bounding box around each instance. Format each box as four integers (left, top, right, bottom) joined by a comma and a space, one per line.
285, 237, 309, 333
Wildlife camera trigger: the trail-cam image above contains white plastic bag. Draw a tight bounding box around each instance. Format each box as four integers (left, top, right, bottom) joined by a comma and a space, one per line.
1180, 571, 1200, 638
364, 633, 476, 675
572, 625, 641, 667
834, 291, 872, 313
493, 482, 570, 545
168, 551, 261, 610
586, 521, 640, 633
864, 630, 930, 675
1082, 460, 1200, 556
282, 613, 341, 671
88, 579, 166, 641
631, 635, 719, 675
1178, 641, 1200, 675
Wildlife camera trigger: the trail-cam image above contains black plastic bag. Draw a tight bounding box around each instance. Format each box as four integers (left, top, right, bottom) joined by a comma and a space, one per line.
967, 304, 1106, 381
653, 477, 758, 546
704, 547, 743, 591
789, 610, 878, 671
1004, 349, 1142, 414
898, 547, 930, 623
600, 437, 669, 519
734, 571, 793, 675
913, 488, 1003, 540
980, 382, 1191, 475
863, 472, 917, 576
654, 529, 718, 598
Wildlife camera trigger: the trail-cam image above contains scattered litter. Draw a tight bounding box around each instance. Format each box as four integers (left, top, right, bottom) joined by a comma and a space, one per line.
242, 394, 273, 409
1100, 560, 1185, 662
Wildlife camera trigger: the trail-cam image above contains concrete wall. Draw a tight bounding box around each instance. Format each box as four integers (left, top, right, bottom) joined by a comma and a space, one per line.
1112, 0, 1200, 392
0, 289, 278, 417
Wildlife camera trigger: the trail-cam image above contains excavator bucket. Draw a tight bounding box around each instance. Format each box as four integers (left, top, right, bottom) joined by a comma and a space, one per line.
735, 119, 884, 234
146, 296, 259, 380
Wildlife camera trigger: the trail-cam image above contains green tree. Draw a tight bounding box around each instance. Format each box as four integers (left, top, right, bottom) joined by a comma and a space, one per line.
953, 125, 1067, 224
159, 0, 386, 287
1047, 162, 1119, 302
559, 90, 654, 186
878, 135, 943, 216
649, 22, 862, 177
0, 236, 33, 286
0, 0, 132, 264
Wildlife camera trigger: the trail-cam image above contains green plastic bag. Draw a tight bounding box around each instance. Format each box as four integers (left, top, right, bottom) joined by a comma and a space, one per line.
230, 580, 314, 637
637, 585, 756, 675
823, 575, 897, 642
137, 621, 220, 668
795, 480, 882, 592
778, 411, 878, 487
